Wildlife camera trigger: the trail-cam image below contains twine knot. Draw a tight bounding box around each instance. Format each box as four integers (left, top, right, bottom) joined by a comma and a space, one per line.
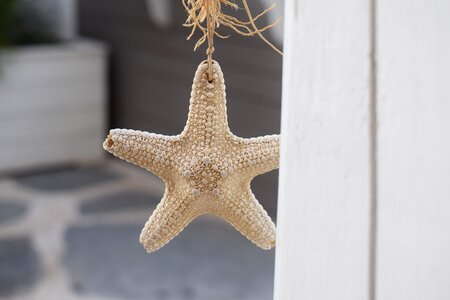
206, 46, 215, 56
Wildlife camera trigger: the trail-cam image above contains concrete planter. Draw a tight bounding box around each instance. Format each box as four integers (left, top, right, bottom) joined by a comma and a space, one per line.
0, 41, 107, 172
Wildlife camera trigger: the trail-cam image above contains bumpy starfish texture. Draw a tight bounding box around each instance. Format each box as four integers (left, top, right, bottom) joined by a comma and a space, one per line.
103, 61, 279, 253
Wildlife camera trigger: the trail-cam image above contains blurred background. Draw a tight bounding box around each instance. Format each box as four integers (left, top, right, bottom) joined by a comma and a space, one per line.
0, 0, 283, 299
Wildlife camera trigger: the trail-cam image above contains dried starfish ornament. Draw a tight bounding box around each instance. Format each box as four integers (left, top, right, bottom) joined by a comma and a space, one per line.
104, 0, 282, 252
104, 61, 279, 252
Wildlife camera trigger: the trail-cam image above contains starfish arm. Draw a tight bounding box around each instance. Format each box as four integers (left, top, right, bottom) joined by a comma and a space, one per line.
103, 129, 177, 178
237, 134, 280, 176
218, 188, 276, 250
139, 190, 197, 253
183, 61, 232, 142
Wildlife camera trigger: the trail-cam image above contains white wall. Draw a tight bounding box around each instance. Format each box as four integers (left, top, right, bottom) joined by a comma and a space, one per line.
0, 42, 107, 171
376, 0, 450, 299
274, 0, 372, 299
275, 0, 450, 299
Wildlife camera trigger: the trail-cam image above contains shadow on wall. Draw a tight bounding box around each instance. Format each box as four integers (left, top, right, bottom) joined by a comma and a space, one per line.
78, 0, 282, 217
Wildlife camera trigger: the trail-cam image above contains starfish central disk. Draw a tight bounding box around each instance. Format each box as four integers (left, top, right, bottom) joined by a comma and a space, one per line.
103, 61, 280, 253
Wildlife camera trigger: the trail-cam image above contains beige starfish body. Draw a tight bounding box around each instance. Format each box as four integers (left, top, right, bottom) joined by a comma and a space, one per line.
103, 61, 279, 253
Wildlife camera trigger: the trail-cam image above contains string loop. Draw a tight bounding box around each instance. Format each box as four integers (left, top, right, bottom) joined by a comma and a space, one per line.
205, 0, 215, 81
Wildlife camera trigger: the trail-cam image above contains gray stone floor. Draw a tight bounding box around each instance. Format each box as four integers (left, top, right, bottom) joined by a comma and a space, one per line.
0, 160, 275, 300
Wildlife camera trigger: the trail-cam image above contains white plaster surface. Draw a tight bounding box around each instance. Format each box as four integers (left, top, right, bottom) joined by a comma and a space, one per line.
274, 0, 372, 299
275, 0, 450, 299
376, 0, 450, 299
0, 41, 107, 172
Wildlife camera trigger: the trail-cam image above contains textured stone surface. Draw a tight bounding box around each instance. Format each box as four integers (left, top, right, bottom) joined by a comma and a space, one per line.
0, 237, 41, 296
15, 166, 120, 191
0, 201, 26, 225
65, 218, 274, 300
80, 191, 160, 214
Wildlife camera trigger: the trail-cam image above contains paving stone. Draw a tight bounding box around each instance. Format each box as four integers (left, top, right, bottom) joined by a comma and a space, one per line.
0, 237, 41, 297
65, 218, 275, 300
0, 201, 26, 226
80, 191, 160, 214
15, 166, 120, 191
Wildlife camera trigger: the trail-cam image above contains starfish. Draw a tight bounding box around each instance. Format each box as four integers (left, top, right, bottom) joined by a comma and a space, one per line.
103, 61, 279, 253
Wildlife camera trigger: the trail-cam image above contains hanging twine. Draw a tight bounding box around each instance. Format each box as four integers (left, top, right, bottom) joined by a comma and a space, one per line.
205, 0, 216, 80
182, 0, 283, 81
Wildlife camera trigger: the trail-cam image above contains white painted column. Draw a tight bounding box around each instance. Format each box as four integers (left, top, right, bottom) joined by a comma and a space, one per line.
376, 0, 450, 299
274, 0, 372, 299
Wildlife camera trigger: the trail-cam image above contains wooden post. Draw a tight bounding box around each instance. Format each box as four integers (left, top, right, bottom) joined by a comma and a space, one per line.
275, 0, 450, 299
376, 0, 450, 299
274, 0, 373, 299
